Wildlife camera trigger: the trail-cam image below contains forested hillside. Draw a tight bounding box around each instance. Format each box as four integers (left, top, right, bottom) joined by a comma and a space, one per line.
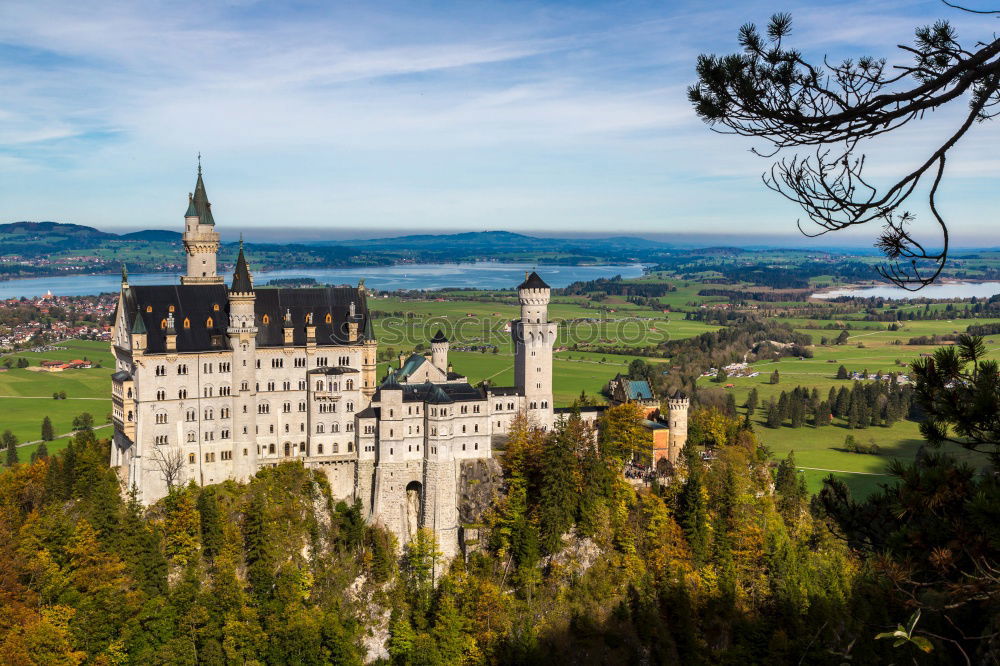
3, 397, 995, 664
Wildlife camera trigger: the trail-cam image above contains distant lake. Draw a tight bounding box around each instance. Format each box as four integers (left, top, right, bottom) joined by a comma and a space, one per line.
813, 281, 1000, 300
0, 262, 645, 299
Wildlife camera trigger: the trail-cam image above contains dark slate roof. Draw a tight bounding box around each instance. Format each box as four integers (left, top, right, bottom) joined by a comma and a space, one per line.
357, 406, 380, 419
307, 366, 359, 375
111, 370, 132, 382
130, 313, 147, 335
231, 245, 253, 293
431, 329, 448, 343
487, 386, 521, 396
187, 167, 215, 225
518, 271, 549, 290
380, 369, 402, 390
123, 283, 370, 353
124, 284, 230, 354
446, 371, 464, 380
374, 381, 484, 404
671, 390, 688, 400
253, 286, 369, 347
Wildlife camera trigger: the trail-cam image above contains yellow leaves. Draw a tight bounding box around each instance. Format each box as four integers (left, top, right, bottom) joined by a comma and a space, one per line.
0, 604, 85, 666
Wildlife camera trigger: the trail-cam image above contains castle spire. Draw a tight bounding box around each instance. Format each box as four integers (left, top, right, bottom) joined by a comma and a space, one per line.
231, 242, 254, 293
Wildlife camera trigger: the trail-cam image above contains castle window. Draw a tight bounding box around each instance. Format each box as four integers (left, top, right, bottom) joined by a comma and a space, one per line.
187, 432, 196, 442
146, 305, 152, 313
347, 423, 354, 432
284, 443, 291, 457
206, 316, 213, 328
189, 453, 195, 464
213, 304, 220, 311
183, 318, 190, 329
160, 319, 167, 330
262, 314, 270, 324
318, 444, 324, 455
156, 389, 165, 401
178, 389, 187, 399
269, 443, 275, 454
168, 305, 175, 312
325, 313, 332, 324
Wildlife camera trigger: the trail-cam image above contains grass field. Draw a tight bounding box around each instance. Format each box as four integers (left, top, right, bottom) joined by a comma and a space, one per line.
0, 340, 113, 447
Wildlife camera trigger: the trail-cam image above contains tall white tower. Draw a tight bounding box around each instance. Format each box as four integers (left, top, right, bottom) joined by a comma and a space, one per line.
430, 329, 449, 373
227, 242, 258, 480
513, 272, 557, 429
181, 159, 222, 284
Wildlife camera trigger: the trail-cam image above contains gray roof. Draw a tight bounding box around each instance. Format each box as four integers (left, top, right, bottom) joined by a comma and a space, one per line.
519, 271, 549, 290
231, 244, 253, 293
186, 167, 215, 225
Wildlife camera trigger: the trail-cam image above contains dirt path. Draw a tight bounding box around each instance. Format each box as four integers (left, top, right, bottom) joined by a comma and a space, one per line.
17, 423, 113, 448
797, 466, 890, 476
0, 395, 107, 400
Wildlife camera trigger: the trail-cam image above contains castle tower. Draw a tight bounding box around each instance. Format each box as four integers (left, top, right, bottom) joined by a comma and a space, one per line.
667, 391, 690, 464
513, 271, 557, 429
227, 242, 258, 480
181, 160, 223, 284
430, 329, 449, 373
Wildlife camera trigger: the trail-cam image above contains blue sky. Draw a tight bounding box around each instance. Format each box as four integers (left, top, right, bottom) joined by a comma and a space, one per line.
1, 0, 998, 245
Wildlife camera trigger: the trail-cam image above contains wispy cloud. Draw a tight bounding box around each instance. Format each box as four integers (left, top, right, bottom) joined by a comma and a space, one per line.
0, 0, 997, 240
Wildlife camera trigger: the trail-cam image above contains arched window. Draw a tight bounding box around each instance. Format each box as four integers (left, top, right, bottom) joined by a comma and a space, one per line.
262, 314, 270, 324
189, 453, 195, 463
183, 317, 190, 329
325, 313, 332, 323
345, 379, 354, 390
268, 443, 275, 454
284, 442, 291, 456
213, 304, 220, 311
160, 319, 167, 329
206, 316, 213, 328
318, 444, 324, 455
146, 305, 152, 313
168, 305, 175, 312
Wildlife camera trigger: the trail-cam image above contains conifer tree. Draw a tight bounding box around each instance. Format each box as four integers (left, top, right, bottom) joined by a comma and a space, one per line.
538, 418, 580, 554
745, 387, 759, 414
678, 452, 710, 566
770, 369, 780, 384
2, 430, 17, 467
41, 416, 54, 441
197, 489, 224, 562
30, 441, 49, 462
836, 364, 849, 379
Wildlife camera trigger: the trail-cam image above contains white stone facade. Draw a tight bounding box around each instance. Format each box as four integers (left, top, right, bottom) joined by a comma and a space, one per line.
110, 169, 568, 558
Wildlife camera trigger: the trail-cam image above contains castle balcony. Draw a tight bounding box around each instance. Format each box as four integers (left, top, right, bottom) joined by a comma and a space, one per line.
312, 391, 341, 401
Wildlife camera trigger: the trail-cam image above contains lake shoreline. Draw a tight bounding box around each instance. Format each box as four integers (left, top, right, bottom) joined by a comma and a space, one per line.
811, 279, 1000, 300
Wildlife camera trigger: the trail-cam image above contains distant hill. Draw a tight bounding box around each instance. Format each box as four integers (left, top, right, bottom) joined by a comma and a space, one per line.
0, 221, 115, 240
118, 229, 182, 242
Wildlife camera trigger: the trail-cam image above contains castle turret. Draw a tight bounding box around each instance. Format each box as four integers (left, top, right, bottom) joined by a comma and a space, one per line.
181, 159, 222, 284
513, 271, 557, 429
430, 329, 449, 373
667, 391, 690, 464
227, 242, 258, 480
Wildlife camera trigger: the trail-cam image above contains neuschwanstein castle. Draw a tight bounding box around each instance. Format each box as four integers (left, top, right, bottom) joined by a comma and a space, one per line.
110, 167, 688, 557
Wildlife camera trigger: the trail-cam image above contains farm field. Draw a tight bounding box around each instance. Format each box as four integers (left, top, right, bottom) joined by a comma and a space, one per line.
0, 339, 113, 449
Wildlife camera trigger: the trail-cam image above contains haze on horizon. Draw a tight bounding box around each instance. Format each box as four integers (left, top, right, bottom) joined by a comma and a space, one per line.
1, 0, 998, 246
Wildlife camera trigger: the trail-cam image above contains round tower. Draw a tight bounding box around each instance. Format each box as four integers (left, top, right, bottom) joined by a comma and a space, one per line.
513, 271, 557, 429
430, 329, 449, 373
227, 242, 258, 480
667, 391, 690, 464
181, 159, 223, 284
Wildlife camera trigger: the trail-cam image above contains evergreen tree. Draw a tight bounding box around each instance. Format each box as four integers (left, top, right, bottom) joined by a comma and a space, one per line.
677, 457, 710, 566
836, 329, 850, 345
724, 392, 737, 418
836, 364, 849, 379
745, 387, 759, 414
197, 489, 224, 561
30, 441, 49, 462
765, 399, 783, 428
2, 430, 17, 467
538, 418, 580, 554
715, 367, 728, 383
41, 415, 54, 441
770, 369, 780, 384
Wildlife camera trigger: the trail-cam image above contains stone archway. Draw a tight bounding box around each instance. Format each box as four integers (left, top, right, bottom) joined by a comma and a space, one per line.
404, 481, 422, 539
